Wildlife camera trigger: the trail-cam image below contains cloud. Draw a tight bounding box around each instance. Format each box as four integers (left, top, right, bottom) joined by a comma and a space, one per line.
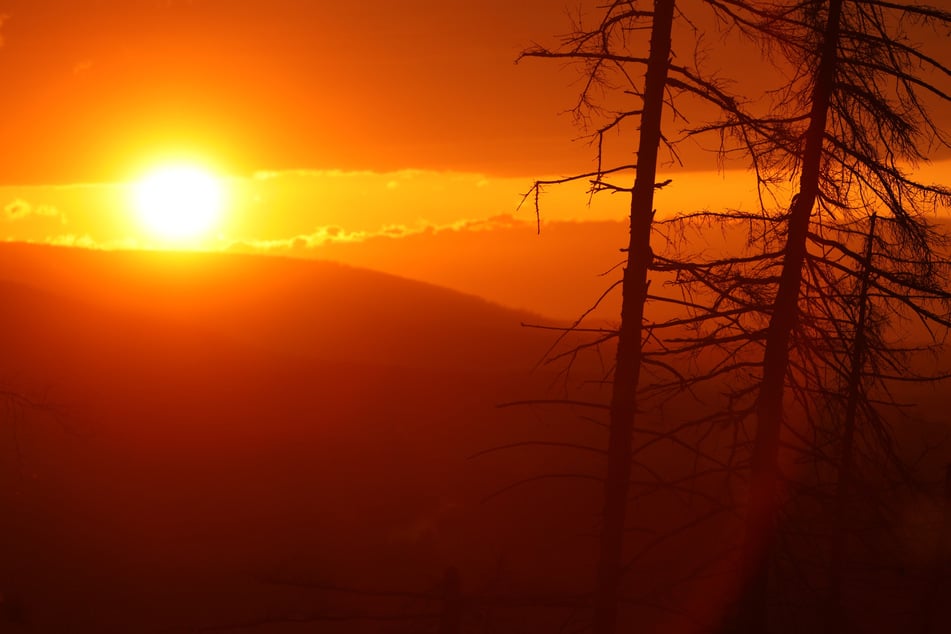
33, 234, 139, 251
4, 199, 30, 220
380, 224, 410, 237
232, 225, 370, 253
0, 14, 7, 48
227, 214, 530, 256
46, 234, 99, 249
444, 214, 524, 233
4, 199, 64, 222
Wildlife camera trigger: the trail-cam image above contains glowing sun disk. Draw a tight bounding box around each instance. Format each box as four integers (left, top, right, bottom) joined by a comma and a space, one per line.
133, 166, 223, 241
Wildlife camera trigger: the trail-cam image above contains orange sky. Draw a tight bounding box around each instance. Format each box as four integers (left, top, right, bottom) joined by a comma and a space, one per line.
0, 0, 591, 183
0, 0, 850, 183
0, 0, 948, 257
0, 167, 772, 250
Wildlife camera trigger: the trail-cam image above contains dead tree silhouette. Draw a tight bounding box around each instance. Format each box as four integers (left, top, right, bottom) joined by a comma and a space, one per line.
530, 6, 676, 634
644, 1, 951, 631
822, 213, 879, 634
518, 2, 698, 631
516, 1, 773, 632
516, 1, 951, 632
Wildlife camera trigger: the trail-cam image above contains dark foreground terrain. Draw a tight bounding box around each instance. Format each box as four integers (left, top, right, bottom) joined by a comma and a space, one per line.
0, 244, 947, 633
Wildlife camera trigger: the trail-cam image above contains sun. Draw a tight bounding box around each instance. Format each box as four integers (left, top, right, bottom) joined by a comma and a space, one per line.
133, 165, 224, 242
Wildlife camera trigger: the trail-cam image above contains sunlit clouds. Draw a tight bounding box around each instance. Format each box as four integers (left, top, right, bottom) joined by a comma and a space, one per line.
4, 198, 62, 222
1, 159, 948, 254
0, 165, 790, 251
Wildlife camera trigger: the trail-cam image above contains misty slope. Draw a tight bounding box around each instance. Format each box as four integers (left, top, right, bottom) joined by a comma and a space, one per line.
0, 243, 552, 372
241, 218, 633, 322
283, 215, 951, 328
2, 243, 944, 633
0, 245, 601, 633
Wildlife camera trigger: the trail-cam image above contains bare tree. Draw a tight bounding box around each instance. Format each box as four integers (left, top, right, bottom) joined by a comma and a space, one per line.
519, 2, 757, 632
653, 1, 951, 630
522, 4, 676, 632
521, 1, 951, 632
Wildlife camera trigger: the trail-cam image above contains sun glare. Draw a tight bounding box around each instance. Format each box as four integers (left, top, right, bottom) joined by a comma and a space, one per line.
133, 165, 224, 242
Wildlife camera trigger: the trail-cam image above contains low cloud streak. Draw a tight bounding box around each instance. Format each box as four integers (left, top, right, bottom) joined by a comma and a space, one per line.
4, 198, 63, 222
226, 214, 526, 255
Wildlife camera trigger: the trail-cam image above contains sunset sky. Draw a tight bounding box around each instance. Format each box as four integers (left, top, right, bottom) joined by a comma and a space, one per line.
2, 6, 951, 629
0, 0, 948, 252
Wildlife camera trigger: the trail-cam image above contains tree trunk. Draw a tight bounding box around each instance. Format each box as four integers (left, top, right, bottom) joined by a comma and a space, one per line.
592, 2, 675, 633
735, 1, 845, 631
824, 213, 877, 634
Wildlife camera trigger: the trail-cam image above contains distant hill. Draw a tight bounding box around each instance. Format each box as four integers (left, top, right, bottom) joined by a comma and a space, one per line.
0, 243, 607, 633
0, 242, 553, 372
234, 217, 632, 322
270, 214, 951, 325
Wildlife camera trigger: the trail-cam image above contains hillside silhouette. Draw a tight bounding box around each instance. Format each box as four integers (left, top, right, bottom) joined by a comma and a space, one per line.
0, 244, 604, 632
0, 243, 947, 633
0, 243, 556, 371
